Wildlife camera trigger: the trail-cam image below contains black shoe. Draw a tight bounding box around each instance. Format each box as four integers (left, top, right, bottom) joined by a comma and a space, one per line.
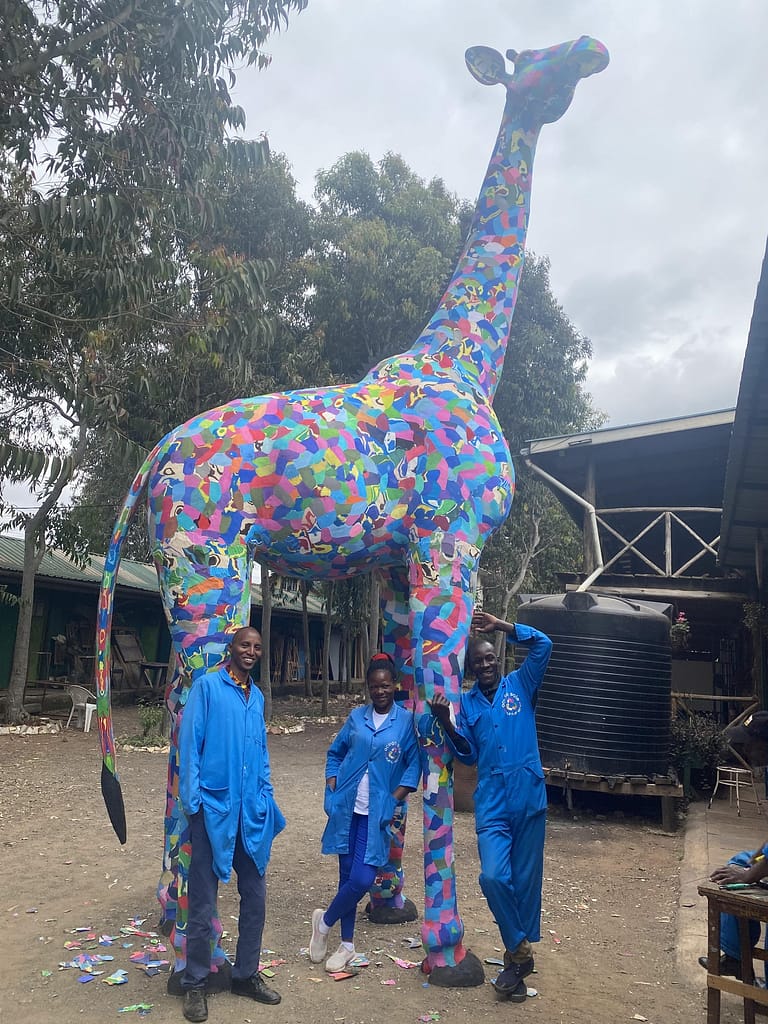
183, 988, 208, 1023
231, 973, 282, 1005
492, 970, 528, 1002
698, 954, 742, 979
493, 958, 534, 1002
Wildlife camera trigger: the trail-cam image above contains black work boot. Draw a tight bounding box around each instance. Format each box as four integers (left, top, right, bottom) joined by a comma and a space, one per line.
493, 949, 534, 1001
231, 973, 282, 1005
698, 954, 742, 979
182, 988, 208, 1023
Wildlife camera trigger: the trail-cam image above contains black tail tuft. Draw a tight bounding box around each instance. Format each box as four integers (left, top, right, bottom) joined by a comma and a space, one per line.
101, 762, 127, 844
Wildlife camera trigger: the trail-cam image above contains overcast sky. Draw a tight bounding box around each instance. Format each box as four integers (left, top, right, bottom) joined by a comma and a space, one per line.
233, 0, 768, 429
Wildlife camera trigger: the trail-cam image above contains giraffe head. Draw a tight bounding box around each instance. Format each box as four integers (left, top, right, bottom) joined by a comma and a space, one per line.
466, 36, 609, 128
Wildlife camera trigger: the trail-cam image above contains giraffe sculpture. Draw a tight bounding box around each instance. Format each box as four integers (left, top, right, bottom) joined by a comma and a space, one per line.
96, 35, 608, 987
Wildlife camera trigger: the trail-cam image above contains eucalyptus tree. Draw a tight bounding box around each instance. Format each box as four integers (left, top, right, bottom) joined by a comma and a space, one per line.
0, 0, 308, 722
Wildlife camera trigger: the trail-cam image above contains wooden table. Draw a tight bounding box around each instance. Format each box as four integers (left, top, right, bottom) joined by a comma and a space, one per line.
698, 882, 768, 1023
140, 662, 168, 700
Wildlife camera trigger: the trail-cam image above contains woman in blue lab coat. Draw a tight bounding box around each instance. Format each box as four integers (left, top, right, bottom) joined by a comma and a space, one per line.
308, 653, 421, 973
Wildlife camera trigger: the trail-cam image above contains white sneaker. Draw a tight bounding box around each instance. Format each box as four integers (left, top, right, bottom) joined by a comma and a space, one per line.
309, 909, 328, 963
325, 943, 356, 973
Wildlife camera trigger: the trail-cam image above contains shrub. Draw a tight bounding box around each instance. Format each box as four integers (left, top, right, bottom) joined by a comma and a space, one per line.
137, 704, 166, 745
669, 713, 729, 796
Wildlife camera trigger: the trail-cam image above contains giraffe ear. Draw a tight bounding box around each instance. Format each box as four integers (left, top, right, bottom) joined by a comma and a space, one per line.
465, 46, 510, 86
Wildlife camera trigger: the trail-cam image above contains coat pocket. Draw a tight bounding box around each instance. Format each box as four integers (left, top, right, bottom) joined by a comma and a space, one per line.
201, 786, 231, 816
379, 793, 397, 830
323, 783, 335, 817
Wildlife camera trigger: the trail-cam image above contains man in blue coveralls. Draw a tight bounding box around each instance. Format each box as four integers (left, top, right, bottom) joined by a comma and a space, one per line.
698, 841, 768, 980
430, 609, 552, 1002
178, 626, 286, 1023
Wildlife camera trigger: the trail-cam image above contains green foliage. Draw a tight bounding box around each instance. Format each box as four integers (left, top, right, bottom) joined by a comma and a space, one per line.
0, 585, 19, 608
72, 150, 325, 553
479, 256, 603, 612
310, 151, 469, 377
0, 0, 308, 725
669, 713, 729, 795
743, 602, 768, 634
138, 705, 166, 743
494, 255, 601, 452
670, 611, 691, 650
119, 704, 167, 747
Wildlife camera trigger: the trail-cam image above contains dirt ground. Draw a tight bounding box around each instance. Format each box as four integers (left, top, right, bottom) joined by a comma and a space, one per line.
0, 697, 721, 1024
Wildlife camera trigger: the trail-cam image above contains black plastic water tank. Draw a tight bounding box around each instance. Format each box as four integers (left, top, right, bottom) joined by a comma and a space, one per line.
516, 591, 671, 777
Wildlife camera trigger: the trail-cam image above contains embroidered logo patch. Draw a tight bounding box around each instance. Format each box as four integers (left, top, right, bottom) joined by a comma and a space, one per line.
501, 692, 522, 716
384, 741, 401, 763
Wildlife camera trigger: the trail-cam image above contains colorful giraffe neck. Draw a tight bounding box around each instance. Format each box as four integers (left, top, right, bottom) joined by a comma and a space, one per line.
371, 37, 609, 403
413, 107, 539, 401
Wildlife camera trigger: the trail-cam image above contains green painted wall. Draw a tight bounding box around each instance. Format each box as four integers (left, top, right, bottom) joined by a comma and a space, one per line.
0, 596, 20, 690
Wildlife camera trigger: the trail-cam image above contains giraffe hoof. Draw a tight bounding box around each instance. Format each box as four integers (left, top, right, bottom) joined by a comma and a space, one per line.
167, 961, 232, 996
365, 897, 418, 924
427, 950, 485, 988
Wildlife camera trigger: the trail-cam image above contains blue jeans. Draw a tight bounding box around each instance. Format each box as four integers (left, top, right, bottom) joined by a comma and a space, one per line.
183, 810, 266, 989
323, 813, 378, 943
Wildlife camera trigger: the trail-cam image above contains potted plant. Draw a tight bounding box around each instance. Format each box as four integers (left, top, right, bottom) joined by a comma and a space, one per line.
670, 611, 691, 652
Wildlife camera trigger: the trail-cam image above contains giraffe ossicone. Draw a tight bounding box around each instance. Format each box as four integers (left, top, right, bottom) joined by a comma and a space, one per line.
96, 35, 608, 987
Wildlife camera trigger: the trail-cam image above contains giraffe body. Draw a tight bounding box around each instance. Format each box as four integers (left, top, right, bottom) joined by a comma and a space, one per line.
96, 35, 608, 981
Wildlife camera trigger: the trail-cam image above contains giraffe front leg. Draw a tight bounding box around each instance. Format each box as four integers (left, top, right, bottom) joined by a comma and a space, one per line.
409, 534, 485, 987
367, 566, 417, 925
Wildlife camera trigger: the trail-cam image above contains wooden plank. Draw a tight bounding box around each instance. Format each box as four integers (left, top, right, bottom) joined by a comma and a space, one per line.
542, 769, 683, 798
671, 692, 757, 704
707, 974, 768, 1007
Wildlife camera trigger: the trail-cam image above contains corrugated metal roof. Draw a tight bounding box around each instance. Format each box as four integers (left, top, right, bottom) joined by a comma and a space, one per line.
522, 408, 735, 456
0, 535, 158, 593
0, 534, 328, 614
720, 238, 768, 573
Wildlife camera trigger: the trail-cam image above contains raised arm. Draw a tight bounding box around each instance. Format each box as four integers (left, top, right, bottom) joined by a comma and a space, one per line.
471, 610, 552, 697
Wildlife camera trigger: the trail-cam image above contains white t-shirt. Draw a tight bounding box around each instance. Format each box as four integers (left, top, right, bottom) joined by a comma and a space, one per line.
353, 709, 390, 815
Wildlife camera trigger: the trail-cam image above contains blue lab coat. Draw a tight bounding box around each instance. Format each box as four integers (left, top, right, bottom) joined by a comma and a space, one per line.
322, 703, 421, 867
179, 666, 286, 882
450, 624, 552, 950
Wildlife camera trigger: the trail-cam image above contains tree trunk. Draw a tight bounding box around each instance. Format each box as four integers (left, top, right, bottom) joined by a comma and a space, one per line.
321, 581, 334, 716
6, 421, 88, 724
300, 580, 313, 698
496, 512, 542, 658
367, 573, 380, 657
259, 561, 273, 721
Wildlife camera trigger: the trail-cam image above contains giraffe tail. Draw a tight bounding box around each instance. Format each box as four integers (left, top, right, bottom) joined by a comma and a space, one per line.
96, 442, 162, 844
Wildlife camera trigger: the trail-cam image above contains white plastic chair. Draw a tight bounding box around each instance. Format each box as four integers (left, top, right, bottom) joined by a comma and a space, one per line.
65, 684, 97, 733
708, 765, 762, 816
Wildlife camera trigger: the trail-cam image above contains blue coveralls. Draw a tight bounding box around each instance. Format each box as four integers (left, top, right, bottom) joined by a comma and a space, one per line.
179, 667, 285, 987
719, 843, 768, 977
450, 624, 552, 953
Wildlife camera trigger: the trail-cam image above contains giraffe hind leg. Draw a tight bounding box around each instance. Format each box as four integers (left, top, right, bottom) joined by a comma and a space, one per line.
154, 536, 252, 976
367, 565, 418, 924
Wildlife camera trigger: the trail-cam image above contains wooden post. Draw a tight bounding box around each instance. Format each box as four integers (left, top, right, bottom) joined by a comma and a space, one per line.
582, 458, 597, 574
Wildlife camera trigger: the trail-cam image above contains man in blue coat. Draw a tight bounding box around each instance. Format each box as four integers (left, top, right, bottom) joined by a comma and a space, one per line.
178, 626, 286, 1023
430, 609, 552, 1003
